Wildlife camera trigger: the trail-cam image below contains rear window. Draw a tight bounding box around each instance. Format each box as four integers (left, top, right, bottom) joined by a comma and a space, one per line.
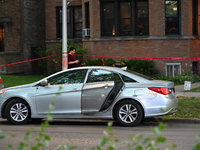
121, 75, 137, 83
124, 70, 154, 80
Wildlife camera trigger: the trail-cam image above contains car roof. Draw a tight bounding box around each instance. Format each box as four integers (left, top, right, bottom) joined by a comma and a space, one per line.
44, 66, 153, 82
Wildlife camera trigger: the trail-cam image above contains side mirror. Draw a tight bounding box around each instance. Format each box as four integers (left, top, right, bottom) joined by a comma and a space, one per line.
40, 79, 48, 86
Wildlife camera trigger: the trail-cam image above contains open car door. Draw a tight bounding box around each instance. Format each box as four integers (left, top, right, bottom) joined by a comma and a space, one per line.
81, 69, 123, 114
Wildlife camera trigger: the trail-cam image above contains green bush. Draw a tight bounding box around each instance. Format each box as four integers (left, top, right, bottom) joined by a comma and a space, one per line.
83, 58, 159, 77
34, 45, 53, 75
119, 59, 159, 77
86, 58, 103, 66
156, 73, 200, 85
84, 58, 116, 66
104, 58, 116, 66
34, 40, 88, 75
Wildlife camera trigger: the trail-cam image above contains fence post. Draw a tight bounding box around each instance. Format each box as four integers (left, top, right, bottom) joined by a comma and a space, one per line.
101, 56, 105, 66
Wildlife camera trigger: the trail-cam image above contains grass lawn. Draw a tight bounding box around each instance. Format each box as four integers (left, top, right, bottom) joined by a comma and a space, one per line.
0, 74, 45, 88
185, 87, 200, 92
0, 74, 200, 119
172, 97, 200, 118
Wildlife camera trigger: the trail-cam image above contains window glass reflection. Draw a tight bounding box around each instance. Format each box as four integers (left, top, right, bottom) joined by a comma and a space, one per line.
136, 1, 149, 35
0, 25, 4, 52
87, 70, 113, 83
48, 69, 87, 85
101, 0, 149, 37
165, 0, 179, 35
166, 1, 178, 17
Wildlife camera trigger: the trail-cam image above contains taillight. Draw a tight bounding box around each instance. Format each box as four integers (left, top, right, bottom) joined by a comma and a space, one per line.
148, 87, 172, 95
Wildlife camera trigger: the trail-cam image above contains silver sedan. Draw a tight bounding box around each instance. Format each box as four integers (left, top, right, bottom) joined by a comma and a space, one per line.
0, 66, 178, 126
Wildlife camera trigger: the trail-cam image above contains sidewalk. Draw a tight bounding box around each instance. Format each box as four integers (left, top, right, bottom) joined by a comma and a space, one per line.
175, 82, 200, 98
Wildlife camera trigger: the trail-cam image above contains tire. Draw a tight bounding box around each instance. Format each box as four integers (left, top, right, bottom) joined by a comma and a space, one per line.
5, 99, 31, 125
113, 100, 143, 127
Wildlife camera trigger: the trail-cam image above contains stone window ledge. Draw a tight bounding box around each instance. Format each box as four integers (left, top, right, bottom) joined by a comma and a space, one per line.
82, 36, 196, 42
0, 51, 20, 55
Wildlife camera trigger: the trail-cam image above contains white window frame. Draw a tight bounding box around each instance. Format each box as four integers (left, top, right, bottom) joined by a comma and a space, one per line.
165, 62, 181, 77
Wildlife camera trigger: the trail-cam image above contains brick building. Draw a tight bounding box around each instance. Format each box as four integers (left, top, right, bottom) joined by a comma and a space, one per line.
0, 0, 45, 74
46, 0, 200, 76
1, 0, 200, 77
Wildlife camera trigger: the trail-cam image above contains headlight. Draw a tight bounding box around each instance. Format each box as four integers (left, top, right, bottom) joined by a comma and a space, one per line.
0, 90, 6, 94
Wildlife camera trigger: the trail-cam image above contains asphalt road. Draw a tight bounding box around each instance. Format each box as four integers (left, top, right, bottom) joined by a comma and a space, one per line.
0, 118, 200, 150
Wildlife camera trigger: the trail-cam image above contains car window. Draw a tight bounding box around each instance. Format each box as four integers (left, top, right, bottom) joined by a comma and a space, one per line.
121, 74, 137, 83
87, 69, 113, 83
48, 69, 87, 85
113, 73, 122, 82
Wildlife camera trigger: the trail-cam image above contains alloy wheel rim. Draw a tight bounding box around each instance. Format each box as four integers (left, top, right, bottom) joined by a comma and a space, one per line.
119, 104, 138, 123
10, 103, 28, 122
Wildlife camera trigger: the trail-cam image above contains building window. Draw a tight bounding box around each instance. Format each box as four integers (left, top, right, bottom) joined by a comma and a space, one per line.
166, 62, 181, 77
192, 61, 198, 74
165, 0, 179, 35
84, 2, 90, 28
100, 0, 149, 37
0, 25, 4, 52
56, 6, 82, 39
192, 0, 198, 36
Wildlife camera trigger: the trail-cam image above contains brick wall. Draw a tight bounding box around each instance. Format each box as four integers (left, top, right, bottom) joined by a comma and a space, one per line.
149, 0, 165, 36
81, 0, 200, 76
45, 0, 82, 40
45, 0, 200, 76
0, 0, 23, 73
0, 0, 45, 74
22, 0, 46, 74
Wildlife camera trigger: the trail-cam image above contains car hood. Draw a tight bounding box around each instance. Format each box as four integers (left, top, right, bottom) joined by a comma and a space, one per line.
1, 83, 37, 91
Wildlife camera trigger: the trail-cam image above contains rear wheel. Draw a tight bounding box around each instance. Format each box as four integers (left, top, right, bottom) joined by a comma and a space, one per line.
5, 99, 30, 125
113, 100, 143, 127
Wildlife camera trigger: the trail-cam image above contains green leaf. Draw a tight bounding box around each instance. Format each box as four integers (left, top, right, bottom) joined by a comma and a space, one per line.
108, 121, 113, 127
162, 115, 171, 120
6, 144, 12, 150
108, 146, 116, 150
100, 137, 109, 146
47, 114, 54, 121
172, 144, 177, 149
156, 137, 166, 143
49, 103, 55, 110
44, 135, 51, 141
135, 145, 143, 150
59, 86, 63, 91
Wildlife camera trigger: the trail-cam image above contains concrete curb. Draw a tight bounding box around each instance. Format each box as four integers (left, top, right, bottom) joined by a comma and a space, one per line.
175, 92, 200, 98
168, 118, 200, 124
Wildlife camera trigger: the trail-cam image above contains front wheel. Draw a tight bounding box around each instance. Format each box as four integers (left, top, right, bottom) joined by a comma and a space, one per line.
113, 100, 143, 127
5, 99, 31, 125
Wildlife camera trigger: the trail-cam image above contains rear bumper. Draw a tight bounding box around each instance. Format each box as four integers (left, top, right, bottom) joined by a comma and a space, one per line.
143, 94, 178, 117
